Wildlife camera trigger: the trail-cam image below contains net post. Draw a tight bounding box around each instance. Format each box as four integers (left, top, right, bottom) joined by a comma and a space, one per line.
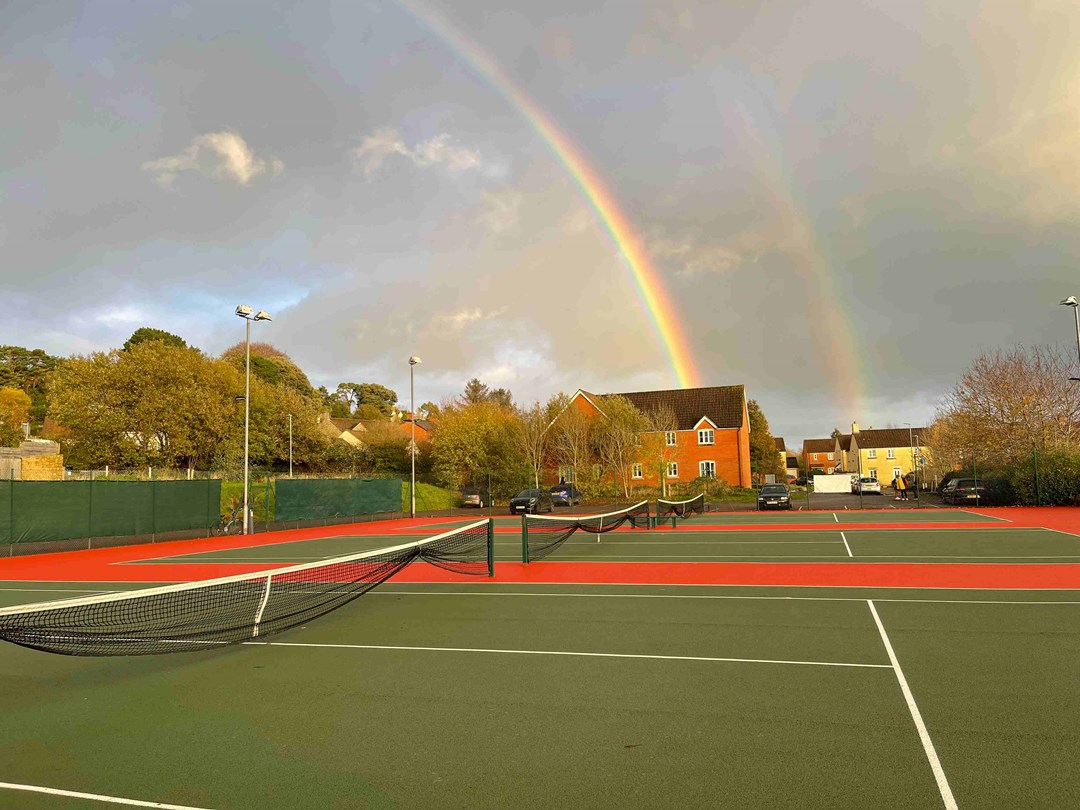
521, 515, 529, 564
486, 518, 495, 577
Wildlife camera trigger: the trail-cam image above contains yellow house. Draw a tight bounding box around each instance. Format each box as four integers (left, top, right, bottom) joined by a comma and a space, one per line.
846, 423, 929, 484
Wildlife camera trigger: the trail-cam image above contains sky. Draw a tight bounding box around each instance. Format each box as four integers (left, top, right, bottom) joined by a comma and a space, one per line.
3, 0, 1080, 446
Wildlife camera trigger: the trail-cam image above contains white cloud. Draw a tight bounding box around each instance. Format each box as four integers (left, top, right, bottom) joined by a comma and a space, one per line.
142, 130, 282, 189
432, 306, 509, 333
476, 189, 523, 234
648, 230, 768, 276
353, 128, 485, 177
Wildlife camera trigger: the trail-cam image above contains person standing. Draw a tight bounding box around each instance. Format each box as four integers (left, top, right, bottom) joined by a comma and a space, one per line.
897, 474, 908, 501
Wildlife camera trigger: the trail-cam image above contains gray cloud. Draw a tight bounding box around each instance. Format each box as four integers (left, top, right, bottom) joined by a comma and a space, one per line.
142, 130, 284, 189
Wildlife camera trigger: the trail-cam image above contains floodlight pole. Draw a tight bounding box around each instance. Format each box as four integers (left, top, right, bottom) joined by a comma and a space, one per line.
409, 356, 421, 518
288, 413, 293, 478
906, 423, 919, 506
235, 305, 272, 535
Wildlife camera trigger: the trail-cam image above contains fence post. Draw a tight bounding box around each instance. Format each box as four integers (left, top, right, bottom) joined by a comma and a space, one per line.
521, 515, 529, 564
265, 475, 271, 532
87, 470, 94, 547
8, 468, 14, 549
487, 518, 495, 577
151, 477, 157, 541
1033, 446, 1040, 507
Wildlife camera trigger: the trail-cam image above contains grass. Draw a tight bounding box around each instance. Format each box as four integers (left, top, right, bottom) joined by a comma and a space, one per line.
404, 481, 455, 512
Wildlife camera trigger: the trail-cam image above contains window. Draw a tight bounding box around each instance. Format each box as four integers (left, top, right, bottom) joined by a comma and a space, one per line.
699, 461, 716, 478
867, 449, 877, 459
631, 463, 643, 479
892, 467, 902, 480
827, 452, 834, 461
698, 429, 714, 445
869, 469, 877, 480
886, 448, 895, 459
812, 453, 819, 461
667, 462, 678, 478
665, 431, 677, 446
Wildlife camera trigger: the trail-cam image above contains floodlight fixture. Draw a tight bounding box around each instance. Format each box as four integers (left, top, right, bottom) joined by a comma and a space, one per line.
409, 355, 422, 365
254, 310, 273, 322
1060, 296, 1078, 307
235, 304, 253, 318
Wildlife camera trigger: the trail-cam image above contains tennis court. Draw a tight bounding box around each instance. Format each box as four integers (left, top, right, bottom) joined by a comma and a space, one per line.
1, 506, 1078, 808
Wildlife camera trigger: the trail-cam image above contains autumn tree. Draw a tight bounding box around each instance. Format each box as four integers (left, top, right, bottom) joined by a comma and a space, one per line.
516, 400, 556, 488
122, 327, 187, 351
430, 401, 525, 496
221, 342, 316, 398
747, 400, 782, 483
0, 387, 32, 446
335, 382, 398, 417
548, 393, 598, 494
0, 345, 61, 425
639, 404, 678, 497
461, 378, 513, 408
594, 395, 649, 497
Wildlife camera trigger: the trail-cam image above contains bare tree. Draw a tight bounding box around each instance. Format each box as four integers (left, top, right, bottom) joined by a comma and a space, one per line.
516, 401, 551, 489
548, 393, 597, 492
594, 395, 649, 498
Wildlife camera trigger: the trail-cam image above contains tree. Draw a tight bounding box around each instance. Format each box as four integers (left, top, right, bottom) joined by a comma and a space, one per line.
594, 395, 649, 497
932, 345, 1080, 467
430, 401, 525, 495
461, 378, 513, 408
419, 401, 441, 420
122, 327, 187, 351
639, 404, 678, 497
747, 400, 782, 483
353, 403, 384, 420
516, 401, 553, 488
0, 346, 61, 426
221, 342, 316, 398
548, 393, 598, 495
0, 387, 31, 447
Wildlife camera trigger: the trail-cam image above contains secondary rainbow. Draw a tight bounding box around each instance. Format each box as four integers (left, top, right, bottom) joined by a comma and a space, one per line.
399, 1, 702, 389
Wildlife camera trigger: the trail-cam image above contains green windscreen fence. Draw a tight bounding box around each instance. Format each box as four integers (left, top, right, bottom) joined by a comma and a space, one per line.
0, 479, 222, 545
275, 478, 402, 522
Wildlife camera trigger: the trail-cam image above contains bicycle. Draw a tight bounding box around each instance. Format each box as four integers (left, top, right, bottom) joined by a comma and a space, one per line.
210, 502, 246, 536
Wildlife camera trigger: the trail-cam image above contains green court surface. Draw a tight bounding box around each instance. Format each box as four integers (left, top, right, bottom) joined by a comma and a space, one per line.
126, 526, 1077, 565
1, 581, 1078, 808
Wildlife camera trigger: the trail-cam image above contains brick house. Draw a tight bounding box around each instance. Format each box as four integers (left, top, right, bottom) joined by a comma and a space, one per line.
802, 438, 837, 472
565, 386, 751, 488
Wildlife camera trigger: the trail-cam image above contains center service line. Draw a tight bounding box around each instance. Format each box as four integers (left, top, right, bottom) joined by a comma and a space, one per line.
866, 600, 958, 810
841, 531, 853, 557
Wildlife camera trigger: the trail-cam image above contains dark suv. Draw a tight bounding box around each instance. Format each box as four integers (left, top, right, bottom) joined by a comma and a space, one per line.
757, 483, 793, 510
550, 484, 583, 507
509, 489, 554, 515
941, 478, 987, 505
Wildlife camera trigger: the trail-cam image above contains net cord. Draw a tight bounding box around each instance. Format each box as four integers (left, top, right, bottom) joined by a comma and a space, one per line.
526, 501, 650, 525
0, 519, 491, 619
656, 494, 704, 508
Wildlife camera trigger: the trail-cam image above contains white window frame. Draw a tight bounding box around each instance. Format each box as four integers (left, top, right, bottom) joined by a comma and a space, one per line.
699, 460, 716, 479
665, 431, 677, 447
697, 429, 714, 446
827, 452, 834, 461
631, 463, 643, 479
812, 453, 819, 461
867, 449, 877, 459
667, 462, 678, 478
886, 448, 896, 459
892, 467, 902, 480
869, 469, 877, 480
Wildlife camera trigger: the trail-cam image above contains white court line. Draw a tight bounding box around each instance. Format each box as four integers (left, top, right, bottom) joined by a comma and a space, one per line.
0, 781, 213, 809
959, 509, 1010, 522
373, 590, 1080, 606
0, 587, 116, 594
244, 640, 890, 669
867, 601, 958, 810
841, 532, 853, 557
1041, 527, 1080, 539
833, 513, 839, 523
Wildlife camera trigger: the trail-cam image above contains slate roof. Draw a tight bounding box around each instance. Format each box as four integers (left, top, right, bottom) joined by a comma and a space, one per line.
328, 417, 361, 433
838, 434, 852, 452
803, 438, 836, 454
774, 437, 786, 452
854, 428, 928, 449
598, 385, 746, 430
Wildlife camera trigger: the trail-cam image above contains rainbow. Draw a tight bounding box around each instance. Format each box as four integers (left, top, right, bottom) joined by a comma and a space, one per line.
397, 1, 701, 389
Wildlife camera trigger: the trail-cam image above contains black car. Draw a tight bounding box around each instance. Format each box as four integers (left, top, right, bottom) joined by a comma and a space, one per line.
941, 478, 987, 505
461, 488, 493, 508
757, 483, 793, 510
509, 489, 554, 515
550, 484, 583, 507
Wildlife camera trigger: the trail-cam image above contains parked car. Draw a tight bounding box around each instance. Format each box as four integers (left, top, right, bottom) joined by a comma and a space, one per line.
941, 478, 987, 505
794, 477, 808, 486
855, 477, 881, 494
757, 483, 793, 510
461, 488, 493, 508
550, 484, 583, 507
509, 489, 554, 515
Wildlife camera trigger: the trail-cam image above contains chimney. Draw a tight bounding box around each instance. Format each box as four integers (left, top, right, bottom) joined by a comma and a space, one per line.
851, 422, 860, 434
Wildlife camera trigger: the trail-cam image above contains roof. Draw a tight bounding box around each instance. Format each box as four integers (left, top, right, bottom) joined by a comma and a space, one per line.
773, 437, 786, 452
838, 434, 852, 452
854, 427, 928, 450
803, 438, 835, 454
328, 417, 361, 433
600, 385, 746, 430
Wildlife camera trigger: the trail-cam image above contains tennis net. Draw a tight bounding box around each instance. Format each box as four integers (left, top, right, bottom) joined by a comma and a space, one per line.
523, 501, 650, 563
0, 519, 494, 657
656, 493, 705, 520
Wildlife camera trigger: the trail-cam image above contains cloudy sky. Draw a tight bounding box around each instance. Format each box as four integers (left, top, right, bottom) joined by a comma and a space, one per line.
3, 0, 1079, 445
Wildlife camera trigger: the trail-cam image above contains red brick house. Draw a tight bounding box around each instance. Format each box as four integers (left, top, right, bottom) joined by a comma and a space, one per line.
802, 438, 837, 472
565, 386, 751, 488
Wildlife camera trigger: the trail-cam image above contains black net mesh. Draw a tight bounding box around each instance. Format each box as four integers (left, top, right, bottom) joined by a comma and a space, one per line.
656, 493, 705, 520
524, 501, 650, 562
0, 520, 492, 657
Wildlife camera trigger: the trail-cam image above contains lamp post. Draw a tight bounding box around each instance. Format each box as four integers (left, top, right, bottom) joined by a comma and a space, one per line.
287, 413, 293, 479
1060, 296, 1080, 380
408, 356, 421, 518
235, 305, 273, 534
905, 422, 919, 505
